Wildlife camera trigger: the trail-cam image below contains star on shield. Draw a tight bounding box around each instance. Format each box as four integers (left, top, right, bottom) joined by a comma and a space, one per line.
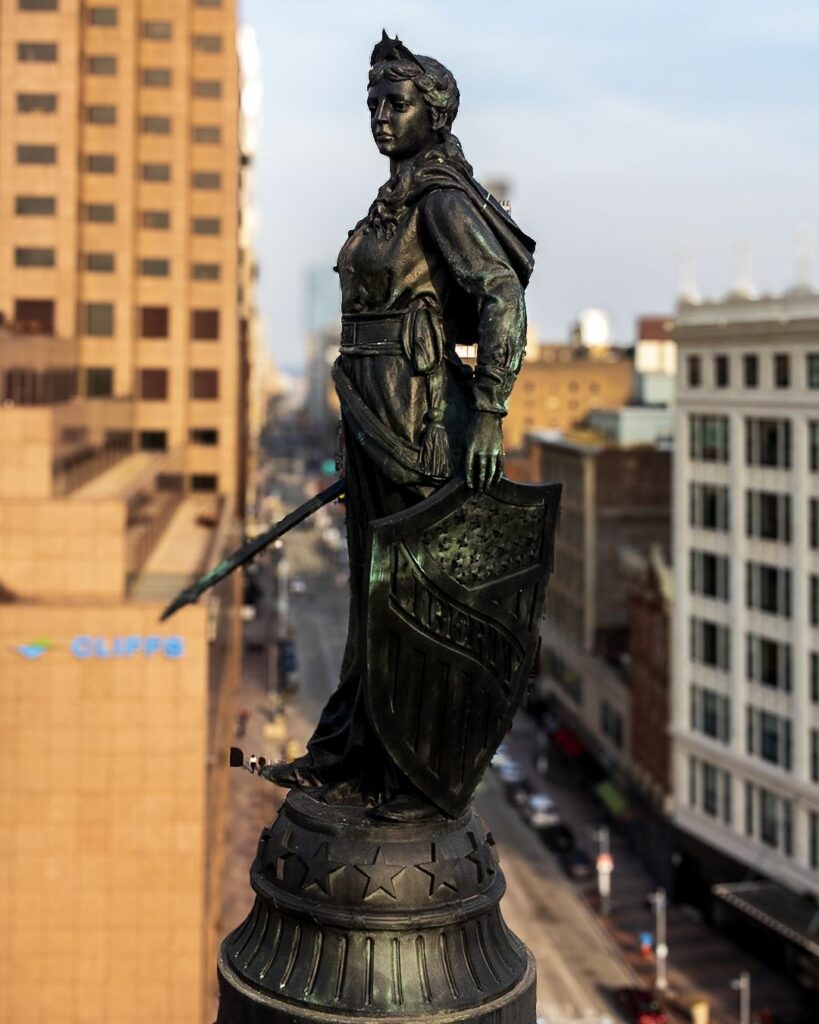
465, 830, 496, 884
300, 841, 344, 896
354, 846, 405, 900
416, 842, 458, 897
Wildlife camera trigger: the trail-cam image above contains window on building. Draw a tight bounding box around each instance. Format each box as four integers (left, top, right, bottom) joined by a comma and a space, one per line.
599, 701, 623, 749
746, 562, 792, 618
14, 299, 54, 333
192, 217, 220, 235
811, 422, 819, 472
747, 707, 792, 770
19, 0, 59, 8
85, 367, 113, 397
139, 369, 168, 400
140, 162, 171, 182
139, 115, 171, 134
190, 428, 218, 445
746, 418, 791, 469
192, 80, 222, 98
18, 42, 58, 61
192, 124, 221, 143
139, 210, 170, 229
139, 430, 167, 451
689, 482, 730, 531
808, 355, 819, 390
193, 34, 222, 53
139, 306, 169, 338
689, 416, 730, 462
86, 104, 116, 124
812, 730, 819, 784
83, 203, 115, 223
17, 93, 57, 113
702, 762, 718, 817
191, 474, 218, 491
82, 252, 115, 272
811, 812, 819, 871
745, 782, 754, 837
15, 195, 56, 215
690, 617, 730, 670
15, 247, 55, 268
141, 20, 171, 39
140, 67, 171, 87
157, 473, 183, 492
743, 354, 759, 388
190, 370, 219, 399
688, 756, 698, 808
87, 55, 116, 74
192, 171, 221, 189
812, 575, 819, 627
760, 789, 778, 846
811, 652, 819, 704
747, 634, 792, 692
811, 499, 818, 550
690, 685, 731, 743
690, 550, 730, 600
17, 145, 56, 164
83, 302, 114, 336
192, 263, 220, 280
686, 355, 701, 388
84, 153, 116, 173
138, 259, 169, 277
196, 0, 221, 6
191, 309, 219, 340
87, 6, 117, 24
714, 355, 729, 388
774, 353, 790, 388
746, 490, 791, 543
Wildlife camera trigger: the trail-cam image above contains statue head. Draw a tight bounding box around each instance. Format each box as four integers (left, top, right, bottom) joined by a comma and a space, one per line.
368, 32, 460, 162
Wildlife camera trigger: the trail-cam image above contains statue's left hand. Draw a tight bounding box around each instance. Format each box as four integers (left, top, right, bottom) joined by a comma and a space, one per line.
465, 412, 504, 491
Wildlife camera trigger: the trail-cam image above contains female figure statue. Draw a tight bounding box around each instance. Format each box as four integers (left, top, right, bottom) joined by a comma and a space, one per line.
264, 33, 537, 820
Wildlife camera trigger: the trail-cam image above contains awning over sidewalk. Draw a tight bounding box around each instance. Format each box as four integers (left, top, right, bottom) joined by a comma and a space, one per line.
551, 726, 584, 758
594, 780, 631, 820
713, 881, 819, 959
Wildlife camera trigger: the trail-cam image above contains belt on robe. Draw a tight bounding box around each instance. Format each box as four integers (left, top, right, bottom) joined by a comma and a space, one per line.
339, 313, 404, 356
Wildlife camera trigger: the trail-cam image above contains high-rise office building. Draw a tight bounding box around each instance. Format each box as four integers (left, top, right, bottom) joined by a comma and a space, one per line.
1, 0, 246, 509
672, 290, 819, 931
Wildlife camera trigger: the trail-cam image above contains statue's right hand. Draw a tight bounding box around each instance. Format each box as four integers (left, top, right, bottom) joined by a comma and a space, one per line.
465, 412, 504, 492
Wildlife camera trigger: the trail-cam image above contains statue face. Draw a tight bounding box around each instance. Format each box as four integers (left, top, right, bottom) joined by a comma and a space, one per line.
367, 79, 435, 160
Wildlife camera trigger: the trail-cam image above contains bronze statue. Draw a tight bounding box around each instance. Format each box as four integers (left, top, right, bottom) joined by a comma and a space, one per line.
262, 32, 551, 823
214, 35, 559, 1021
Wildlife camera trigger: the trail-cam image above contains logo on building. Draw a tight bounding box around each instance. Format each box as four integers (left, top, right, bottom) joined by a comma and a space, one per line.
14, 635, 185, 660
14, 638, 55, 661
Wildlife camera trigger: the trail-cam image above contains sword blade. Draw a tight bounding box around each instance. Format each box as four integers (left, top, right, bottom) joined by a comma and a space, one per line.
159, 477, 345, 622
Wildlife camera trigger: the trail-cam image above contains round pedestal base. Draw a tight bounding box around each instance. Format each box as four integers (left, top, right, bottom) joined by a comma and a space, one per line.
214, 791, 536, 1022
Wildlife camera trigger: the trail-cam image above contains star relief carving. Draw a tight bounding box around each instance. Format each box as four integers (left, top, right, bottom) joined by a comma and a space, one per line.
465, 830, 496, 884
300, 841, 345, 896
416, 842, 458, 897
354, 846, 405, 900
263, 826, 301, 882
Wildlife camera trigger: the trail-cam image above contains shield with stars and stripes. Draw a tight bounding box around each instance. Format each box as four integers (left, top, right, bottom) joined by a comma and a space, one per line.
363, 475, 561, 818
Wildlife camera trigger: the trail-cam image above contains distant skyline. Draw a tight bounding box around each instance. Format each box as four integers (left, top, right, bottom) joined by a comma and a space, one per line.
241, 0, 819, 371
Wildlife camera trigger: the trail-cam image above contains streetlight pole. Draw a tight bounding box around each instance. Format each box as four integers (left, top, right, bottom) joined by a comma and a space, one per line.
595, 825, 613, 917
650, 888, 668, 991
730, 970, 751, 1024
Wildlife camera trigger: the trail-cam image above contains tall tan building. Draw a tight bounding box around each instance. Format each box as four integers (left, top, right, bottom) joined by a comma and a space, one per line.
1, 0, 245, 509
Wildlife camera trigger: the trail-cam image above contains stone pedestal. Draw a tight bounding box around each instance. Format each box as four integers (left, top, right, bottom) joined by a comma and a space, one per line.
215, 792, 536, 1022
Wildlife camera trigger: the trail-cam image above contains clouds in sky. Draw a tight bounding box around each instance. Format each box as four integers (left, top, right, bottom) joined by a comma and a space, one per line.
241, 0, 819, 369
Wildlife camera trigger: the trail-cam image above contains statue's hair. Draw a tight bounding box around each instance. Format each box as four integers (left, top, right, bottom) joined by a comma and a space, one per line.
368, 54, 460, 133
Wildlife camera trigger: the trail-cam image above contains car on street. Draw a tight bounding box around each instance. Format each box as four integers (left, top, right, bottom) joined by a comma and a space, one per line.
505, 777, 533, 808
613, 987, 667, 1024
559, 846, 594, 880
522, 792, 560, 829
498, 760, 526, 784
539, 822, 575, 853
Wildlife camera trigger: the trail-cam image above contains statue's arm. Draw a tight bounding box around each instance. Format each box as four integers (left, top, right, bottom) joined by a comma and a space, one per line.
420, 187, 527, 417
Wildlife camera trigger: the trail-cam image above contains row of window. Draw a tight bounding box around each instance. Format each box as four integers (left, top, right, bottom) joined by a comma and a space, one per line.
686, 352, 819, 391
17, 1, 221, 13
690, 484, 817, 549
70, 305, 222, 340
689, 415, 819, 470
15, 146, 221, 169
17, 35, 223, 61
12, 206, 223, 236
689, 556, 794, 618
138, 368, 219, 400
17, 80, 224, 113
14, 252, 221, 277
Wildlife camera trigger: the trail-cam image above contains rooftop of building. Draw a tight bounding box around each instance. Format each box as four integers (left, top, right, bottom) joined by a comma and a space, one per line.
676, 284, 819, 329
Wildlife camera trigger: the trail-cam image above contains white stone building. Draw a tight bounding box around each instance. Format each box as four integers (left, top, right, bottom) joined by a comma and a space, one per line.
672, 288, 819, 898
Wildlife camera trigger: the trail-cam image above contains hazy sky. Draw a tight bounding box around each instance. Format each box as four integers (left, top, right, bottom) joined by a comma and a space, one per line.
240, 0, 819, 371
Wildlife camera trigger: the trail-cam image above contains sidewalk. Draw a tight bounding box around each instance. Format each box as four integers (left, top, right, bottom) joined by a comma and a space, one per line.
505, 714, 807, 1024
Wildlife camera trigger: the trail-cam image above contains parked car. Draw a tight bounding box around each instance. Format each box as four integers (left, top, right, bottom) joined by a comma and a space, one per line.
522, 792, 560, 829
560, 846, 594, 880
505, 777, 533, 808
614, 987, 667, 1024
539, 823, 575, 853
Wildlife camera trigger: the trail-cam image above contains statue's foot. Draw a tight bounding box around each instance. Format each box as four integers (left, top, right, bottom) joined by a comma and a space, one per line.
259, 755, 324, 791
367, 793, 442, 823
